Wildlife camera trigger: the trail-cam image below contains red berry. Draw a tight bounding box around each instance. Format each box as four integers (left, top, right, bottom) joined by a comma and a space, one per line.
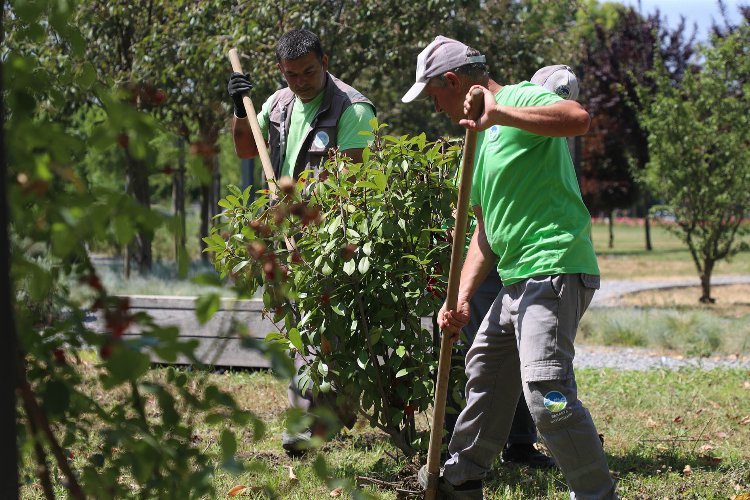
100, 344, 113, 359
52, 348, 66, 365
117, 133, 129, 148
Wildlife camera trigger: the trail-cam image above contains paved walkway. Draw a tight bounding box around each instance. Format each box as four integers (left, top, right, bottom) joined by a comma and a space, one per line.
591, 274, 750, 308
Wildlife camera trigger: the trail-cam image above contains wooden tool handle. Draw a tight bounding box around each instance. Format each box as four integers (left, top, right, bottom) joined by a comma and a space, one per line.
228, 48, 297, 252
425, 87, 484, 500
228, 48, 277, 197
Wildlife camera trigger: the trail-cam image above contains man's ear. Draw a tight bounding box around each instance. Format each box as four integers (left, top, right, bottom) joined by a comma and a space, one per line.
443, 71, 461, 89
321, 54, 329, 72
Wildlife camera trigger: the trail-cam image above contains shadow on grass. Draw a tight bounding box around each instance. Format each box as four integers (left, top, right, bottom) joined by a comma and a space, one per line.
325, 442, 733, 499
597, 248, 688, 258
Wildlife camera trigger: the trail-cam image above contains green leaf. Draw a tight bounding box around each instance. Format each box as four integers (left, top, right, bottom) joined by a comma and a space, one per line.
372, 170, 387, 191
327, 215, 342, 235
191, 273, 223, 286
195, 293, 221, 325
368, 328, 381, 346
231, 260, 250, 274
343, 259, 356, 275
358, 257, 370, 274
288, 327, 303, 351
322, 261, 333, 276
105, 345, 151, 384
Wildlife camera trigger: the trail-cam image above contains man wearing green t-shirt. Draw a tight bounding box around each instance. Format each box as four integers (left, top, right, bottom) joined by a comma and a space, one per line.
227, 29, 376, 455
228, 28, 375, 180
404, 36, 616, 499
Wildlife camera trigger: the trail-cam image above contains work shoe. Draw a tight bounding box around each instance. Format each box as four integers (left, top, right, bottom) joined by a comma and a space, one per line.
501, 443, 556, 469
418, 465, 484, 499
281, 429, 312, 457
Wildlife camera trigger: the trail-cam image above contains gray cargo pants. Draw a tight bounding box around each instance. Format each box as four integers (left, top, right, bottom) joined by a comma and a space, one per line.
443, 274, 617, 499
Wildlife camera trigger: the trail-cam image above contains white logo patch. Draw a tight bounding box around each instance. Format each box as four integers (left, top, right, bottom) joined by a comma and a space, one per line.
555, 85, 571, 98
313, 131, 330, 149
487, 125, 500, 141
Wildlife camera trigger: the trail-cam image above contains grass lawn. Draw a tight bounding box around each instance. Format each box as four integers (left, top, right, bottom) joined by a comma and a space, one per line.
20, 364, 750, 499
207, 368, 750, 499
592, 220, 750, 279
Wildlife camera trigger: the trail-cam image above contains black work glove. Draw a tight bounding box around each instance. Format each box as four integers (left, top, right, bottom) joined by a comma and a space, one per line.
227, 72, 253, 118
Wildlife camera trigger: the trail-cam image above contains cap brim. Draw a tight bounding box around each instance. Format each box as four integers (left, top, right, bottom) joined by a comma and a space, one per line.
402, 82, 427, 103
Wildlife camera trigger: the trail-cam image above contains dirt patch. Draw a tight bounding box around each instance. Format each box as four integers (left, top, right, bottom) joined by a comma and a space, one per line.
354, 456, 423, 499
619, 284, 750, 316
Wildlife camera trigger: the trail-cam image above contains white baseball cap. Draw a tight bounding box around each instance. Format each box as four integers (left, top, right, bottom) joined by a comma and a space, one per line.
402, 36, 486, 103
530, 64, 580, 100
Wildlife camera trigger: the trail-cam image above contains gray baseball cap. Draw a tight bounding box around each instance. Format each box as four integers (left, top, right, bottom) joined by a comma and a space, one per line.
530, 64, 580, 100
402, 36, 486, 103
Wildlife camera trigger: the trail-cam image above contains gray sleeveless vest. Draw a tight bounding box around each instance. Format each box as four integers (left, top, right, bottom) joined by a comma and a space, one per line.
268, 73, 375, 179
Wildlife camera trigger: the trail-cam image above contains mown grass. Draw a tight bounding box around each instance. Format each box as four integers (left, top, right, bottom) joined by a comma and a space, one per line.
592, 220, 750, 279
20, 365, 750, 499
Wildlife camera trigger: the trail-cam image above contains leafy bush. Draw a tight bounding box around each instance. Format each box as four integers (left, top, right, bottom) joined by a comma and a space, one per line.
209, 123, 460, 455
5, 2, 286, 497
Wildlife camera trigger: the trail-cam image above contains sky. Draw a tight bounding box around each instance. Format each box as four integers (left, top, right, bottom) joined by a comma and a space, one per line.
618, 0, 746, 41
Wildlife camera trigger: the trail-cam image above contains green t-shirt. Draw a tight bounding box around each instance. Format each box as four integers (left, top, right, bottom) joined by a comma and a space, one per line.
257, 89, 375, 178
470, 82, 599, 284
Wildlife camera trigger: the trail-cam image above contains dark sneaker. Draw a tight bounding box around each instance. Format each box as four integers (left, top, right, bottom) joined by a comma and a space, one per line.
417, 465, 484, 500
501, 443, 556, 469
281, 429, 312, 457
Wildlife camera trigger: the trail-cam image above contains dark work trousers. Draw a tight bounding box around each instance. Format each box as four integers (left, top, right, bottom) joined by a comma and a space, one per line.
288, 350, 357, 430
444, 268, 536, 446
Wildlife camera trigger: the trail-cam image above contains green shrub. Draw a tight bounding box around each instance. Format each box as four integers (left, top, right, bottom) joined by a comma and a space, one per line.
209, 122, 460, 455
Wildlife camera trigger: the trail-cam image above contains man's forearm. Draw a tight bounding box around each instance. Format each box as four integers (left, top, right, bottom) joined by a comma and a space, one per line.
457, 223, 497, 304
490, 100, 590, 137
232, 116, 260, 159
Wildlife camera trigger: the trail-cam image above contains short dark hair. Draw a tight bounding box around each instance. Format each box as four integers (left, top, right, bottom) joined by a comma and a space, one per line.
275, 29, 325, 63
430, 46, 489, 88
452, 47, 489, 79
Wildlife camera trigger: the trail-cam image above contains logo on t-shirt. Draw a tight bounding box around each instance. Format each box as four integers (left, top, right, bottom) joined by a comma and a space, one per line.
313, 131, 330, 149
487, 125, 500, 141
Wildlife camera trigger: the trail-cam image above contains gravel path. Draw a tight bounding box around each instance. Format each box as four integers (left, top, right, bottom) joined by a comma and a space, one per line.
591, 274, 750, 307
574, 344, 750, 370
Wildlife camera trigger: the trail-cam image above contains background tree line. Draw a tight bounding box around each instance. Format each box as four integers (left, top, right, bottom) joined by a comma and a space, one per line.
10, 0, 730, 272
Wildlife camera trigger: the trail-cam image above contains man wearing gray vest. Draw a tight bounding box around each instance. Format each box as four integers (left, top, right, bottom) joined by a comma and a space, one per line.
227, 29, 376, 455
229, 28, 375, 179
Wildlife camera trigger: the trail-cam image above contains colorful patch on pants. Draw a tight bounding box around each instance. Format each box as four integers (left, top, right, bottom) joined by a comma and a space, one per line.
543, 391, 568, 413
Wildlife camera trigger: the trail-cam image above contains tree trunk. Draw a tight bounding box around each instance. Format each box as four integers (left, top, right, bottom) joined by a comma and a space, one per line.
124, 150, 152, 273
173, 137, 186, 261
199, 181, 209, 264
608, 209, 614, 248
639, 193, 652, 251
210, 154, 221, 222
0, 36, 21, 498
699, 259, 716, 303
